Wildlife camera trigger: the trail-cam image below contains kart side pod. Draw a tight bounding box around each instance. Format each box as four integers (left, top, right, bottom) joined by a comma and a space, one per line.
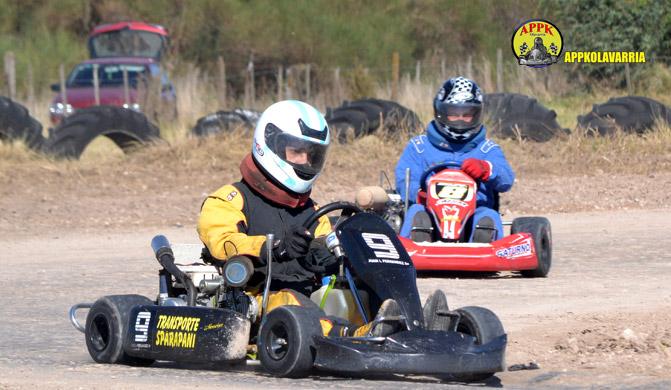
123, 304, 251, 363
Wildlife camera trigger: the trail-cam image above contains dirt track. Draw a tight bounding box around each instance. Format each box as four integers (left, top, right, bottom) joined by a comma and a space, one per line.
1, 208, 670, 389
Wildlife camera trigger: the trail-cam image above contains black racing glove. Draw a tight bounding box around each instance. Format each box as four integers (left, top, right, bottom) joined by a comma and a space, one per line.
261, 225, 313, 263
299, 237, 338, 273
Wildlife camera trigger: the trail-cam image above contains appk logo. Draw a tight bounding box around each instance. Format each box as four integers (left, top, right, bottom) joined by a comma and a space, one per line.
511, 19, 563, 68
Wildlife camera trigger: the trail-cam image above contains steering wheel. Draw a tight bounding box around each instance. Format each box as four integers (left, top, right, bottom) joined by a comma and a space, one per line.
418, 161, 463, 192
303, 201, 363, 230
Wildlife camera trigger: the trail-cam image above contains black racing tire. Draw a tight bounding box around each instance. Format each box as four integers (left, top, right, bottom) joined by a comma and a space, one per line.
511, 217, 552, 278
257, 305, 321, 378
44, 106, 161, 159
0, 96, 45, 150
361, 98, 423, 134
191, 108, 261, 137
85, 294, 155, 366
423, 289, 450, 331
326, 107, 370, 142
452, 306, 505, 382
483, 93, 566, 142
326, 99, 423, 142
342, 101, 383, 132
577, 96, 671, 136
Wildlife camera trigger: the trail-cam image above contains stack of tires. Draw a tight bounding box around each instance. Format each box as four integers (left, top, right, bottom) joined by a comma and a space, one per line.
0, 96, 45, 151
324, 98, 423, 142
483, 93, 567, 142
576, 96, 671, 135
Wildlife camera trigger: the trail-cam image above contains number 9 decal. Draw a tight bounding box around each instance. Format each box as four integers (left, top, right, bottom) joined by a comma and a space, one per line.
361, 232, 400, 259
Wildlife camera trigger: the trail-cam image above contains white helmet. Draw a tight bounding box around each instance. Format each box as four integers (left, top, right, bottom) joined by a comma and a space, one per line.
252, 100, 330, 194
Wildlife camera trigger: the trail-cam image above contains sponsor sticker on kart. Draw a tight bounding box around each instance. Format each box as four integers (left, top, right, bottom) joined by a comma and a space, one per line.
495, 238, 533, 259
154, 314, 201, 349
362, 232, 409, 266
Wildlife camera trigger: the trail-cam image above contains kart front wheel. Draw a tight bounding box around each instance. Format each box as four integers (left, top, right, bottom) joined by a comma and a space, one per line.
258, 305, 322, 378
512, 217, 552, 277
85, 294, 155, 366
453, 306, 505, 382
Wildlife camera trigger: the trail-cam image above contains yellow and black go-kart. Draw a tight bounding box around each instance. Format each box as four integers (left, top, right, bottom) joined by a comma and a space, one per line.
70, 201, 507, 381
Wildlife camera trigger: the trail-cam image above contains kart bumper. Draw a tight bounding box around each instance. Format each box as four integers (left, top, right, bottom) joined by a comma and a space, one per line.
401, 233, 539, 272
313, 329, 506, 375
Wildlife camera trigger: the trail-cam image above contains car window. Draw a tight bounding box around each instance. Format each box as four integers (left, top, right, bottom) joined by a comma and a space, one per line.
67, 64, 149, 87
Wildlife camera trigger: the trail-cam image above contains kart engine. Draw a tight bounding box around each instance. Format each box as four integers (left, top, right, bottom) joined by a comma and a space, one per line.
355, 185, 404, 233
152, 238, 258, 323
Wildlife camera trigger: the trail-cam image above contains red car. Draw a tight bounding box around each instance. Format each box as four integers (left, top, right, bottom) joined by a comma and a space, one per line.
49, 57, 175, 124
49, 21, 173, 124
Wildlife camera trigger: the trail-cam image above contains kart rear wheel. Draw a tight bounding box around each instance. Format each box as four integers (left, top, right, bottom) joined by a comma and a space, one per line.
512, 217, 552, 277
453, 306, 505, 382
258, 305, 321, 378
85, 294, 155, 366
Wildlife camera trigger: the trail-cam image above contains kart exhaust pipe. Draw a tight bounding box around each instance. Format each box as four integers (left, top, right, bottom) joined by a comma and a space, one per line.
261, 233, 274, 323
151, 235, 197, 306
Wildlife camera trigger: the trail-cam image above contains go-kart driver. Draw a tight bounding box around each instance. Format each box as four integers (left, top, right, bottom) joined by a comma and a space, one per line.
395, 77, 515, 243
198, 100, 398, 338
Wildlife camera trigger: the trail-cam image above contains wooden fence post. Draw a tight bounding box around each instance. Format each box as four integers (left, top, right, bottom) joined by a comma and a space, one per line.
334, 67, 341, 105
4, 52, 16, 99
391, 52, 399, 101
27, 63, 34, 107
217, 55, 227, 108
305, 64, 311, 100
59, 64, 68, 106
248, 54, 255, 107
440, 59, 446, 81
122, 66, 129, 106
496, 48, 503, 92
415, 60, 421, 83
465, 55, 473, 79
92, 63, 100, 106
277, 65, 283, 101
625, 63, 632, 94
285, 66, 293, 99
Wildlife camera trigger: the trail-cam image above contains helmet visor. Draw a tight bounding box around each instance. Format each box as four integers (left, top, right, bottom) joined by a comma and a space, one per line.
265, 123, 329, 179
435, 102, 482, 131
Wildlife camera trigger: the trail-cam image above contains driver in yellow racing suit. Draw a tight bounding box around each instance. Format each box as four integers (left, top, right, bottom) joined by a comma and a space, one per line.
198, 100, 398, 338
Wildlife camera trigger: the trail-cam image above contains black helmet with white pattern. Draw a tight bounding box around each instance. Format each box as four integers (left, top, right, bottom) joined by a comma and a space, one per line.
433, 77, 483, 142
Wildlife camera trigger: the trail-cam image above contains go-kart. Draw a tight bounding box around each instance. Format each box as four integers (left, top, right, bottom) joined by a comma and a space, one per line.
358, 162, 551, 277
69, 202, 507, 380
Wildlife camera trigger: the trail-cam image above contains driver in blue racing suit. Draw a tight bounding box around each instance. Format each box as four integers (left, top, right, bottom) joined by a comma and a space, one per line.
395, 77, 515, 242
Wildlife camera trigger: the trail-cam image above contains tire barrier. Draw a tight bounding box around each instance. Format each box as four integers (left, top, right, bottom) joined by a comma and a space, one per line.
325, 98, 423, 142
577, 96, 671, 135
191, 108, 261, 137
44, 105, 162, 159
0, 96, 45, 150
483, 93, 567, 142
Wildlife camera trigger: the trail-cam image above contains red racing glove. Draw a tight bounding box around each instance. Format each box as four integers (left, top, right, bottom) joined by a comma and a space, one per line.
461, 158, 492, 181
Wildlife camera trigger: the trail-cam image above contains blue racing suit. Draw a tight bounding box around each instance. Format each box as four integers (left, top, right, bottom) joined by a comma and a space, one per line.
395, 121, 515, 241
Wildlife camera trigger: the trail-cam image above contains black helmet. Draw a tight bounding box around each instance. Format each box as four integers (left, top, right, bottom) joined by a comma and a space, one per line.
433, 77, 483, 142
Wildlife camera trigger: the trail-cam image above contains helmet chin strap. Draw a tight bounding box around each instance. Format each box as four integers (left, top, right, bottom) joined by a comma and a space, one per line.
240, 153, 311, 208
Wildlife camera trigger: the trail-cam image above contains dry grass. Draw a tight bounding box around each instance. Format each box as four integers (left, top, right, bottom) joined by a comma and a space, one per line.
2, 68, 671, 184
